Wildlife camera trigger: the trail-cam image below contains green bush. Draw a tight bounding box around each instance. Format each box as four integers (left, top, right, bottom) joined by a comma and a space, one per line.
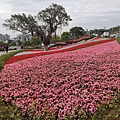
0, 50, 23, 71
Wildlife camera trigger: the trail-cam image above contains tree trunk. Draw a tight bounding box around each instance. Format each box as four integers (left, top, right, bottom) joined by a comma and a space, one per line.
55, 31, 56, 41
44, 45, 48, 51
31, 31, 34, 36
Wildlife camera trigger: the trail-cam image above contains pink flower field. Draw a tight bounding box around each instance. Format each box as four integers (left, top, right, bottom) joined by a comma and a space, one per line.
0, 41, 120, 119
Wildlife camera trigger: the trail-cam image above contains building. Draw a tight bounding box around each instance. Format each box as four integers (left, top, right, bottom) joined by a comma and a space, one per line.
4, 34, 10, 41
2, 35, 5, 42
115, 32, 120, 38
0, 33, 10, 42
0, 34, 2, 40
102, 32, 110, 37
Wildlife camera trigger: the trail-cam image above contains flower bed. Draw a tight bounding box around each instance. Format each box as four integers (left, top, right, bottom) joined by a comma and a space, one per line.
6, 38, 115, 64
0, 40, 120, 119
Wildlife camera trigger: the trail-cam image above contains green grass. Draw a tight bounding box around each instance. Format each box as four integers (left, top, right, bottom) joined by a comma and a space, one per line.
116, 38, 120, 44
0, 50, 23, 71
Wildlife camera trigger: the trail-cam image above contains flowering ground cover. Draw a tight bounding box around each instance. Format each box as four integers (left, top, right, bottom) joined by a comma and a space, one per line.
6, 38, 115, 64
0, 41, 120, 119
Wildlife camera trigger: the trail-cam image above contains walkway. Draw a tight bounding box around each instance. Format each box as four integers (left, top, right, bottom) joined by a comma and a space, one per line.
0, 50, 18, 56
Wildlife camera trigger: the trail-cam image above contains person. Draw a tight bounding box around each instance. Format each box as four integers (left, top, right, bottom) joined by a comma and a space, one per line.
21, 45, 23, 49
1, 45, 5, 52
26, 45, 28, 49
5, 45, 8, 53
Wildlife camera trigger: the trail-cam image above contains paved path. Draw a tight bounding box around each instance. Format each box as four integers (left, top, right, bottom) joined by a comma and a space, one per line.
0, 50, 17, 56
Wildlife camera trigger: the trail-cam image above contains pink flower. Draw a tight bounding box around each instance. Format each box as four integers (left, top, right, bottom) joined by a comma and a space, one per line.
0, 40, 120, 119
49, 107, 55, 113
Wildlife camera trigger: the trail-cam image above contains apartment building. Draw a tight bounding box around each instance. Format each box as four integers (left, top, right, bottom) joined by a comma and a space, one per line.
0, 33, 10, 42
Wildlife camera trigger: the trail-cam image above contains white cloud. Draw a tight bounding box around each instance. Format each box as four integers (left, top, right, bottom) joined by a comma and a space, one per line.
0, 0, 120, 38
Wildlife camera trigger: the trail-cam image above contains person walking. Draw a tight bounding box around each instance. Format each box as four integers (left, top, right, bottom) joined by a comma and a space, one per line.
1, 45, 5, 52
5, 45, 8, 53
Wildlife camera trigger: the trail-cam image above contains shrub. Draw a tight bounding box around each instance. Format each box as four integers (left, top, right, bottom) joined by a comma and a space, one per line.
0, 50, 23, 71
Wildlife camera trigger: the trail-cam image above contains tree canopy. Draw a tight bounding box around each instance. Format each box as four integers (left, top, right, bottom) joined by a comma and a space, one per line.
3, 13, 37, 36
61, 32, 70, 41
70, 26, 85, 38
37, 3, 72, 34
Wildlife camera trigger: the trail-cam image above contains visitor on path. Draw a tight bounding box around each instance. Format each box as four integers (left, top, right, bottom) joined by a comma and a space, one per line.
5, 45, 8, 53
21, 45, 23, 49
1, 45, 5, 52
26, 45, 28, 49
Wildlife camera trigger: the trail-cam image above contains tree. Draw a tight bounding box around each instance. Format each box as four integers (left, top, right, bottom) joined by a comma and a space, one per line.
31, 37, 41, 46
90, 29, 105, 37
3, 13, 37, 36
70, 26, 85, 38
15, 40, 22, 46
37, 3, 72, 50
61, 32, 70, 42
7, 40, 16, 47
3, 4, 72, 51
51, 35, 60, 43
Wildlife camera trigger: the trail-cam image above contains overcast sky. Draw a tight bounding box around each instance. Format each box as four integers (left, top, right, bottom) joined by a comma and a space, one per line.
0, 0, 120, 39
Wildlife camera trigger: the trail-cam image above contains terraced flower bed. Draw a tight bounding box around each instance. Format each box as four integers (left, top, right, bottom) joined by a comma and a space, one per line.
0, 40, 120, 119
